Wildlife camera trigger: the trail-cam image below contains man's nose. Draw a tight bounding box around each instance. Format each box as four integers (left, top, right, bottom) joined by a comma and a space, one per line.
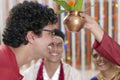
53, 45, 58, 52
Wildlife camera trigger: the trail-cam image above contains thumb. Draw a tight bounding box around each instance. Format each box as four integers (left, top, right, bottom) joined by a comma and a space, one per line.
80, 13, 86, 18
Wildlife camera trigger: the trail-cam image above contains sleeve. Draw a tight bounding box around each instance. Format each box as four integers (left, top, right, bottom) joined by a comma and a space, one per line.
0, 69, 22, 80
93, 32, 120, 66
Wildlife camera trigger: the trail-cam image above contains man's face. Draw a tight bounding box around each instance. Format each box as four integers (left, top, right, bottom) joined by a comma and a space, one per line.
32, 24, 55, 59
45, 36, 64, 63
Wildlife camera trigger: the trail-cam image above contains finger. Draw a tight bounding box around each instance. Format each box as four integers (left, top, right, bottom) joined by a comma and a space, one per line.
80, 13, 86, 18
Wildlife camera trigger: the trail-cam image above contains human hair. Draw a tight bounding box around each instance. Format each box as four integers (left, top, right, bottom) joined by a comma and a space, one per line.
2, 1, 57, 48
54, 29, 65, 41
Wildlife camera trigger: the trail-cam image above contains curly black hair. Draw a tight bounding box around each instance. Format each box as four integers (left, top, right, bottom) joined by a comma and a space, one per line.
54, 29, 65, 41
2, 1, 57, 48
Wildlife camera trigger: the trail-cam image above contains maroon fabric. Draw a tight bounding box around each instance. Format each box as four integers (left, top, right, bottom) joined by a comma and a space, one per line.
0, 45, 23, 80
59, 61, 64, 80
36, 59, 64, 80
36, 59, 44, 80
93, 32, 120, 66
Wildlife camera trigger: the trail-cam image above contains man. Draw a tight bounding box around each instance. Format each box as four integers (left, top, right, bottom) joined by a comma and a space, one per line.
0, 1, 57, 80
80, 13, 120, 66
23, 29, 82, 80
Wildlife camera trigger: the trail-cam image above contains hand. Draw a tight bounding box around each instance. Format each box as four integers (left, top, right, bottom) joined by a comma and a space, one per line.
80, 13, 99, 31
80, 13, 104, 42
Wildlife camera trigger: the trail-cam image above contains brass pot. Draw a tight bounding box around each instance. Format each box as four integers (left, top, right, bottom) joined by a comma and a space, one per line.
63, 11, 85, 32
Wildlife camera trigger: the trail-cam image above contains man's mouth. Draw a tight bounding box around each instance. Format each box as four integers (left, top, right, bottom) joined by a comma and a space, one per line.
50, 52, 59, 56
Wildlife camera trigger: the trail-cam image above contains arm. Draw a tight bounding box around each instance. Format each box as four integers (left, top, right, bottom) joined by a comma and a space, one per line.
80, 13, 120, 66
0, 69, 23, 80
93, 32, 120, 65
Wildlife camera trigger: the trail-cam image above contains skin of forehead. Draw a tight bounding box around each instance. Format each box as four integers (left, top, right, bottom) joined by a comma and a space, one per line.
53, 36, 63, 43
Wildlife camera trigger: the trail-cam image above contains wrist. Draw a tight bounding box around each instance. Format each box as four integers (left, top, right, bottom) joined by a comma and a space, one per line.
90, 24, 104, 42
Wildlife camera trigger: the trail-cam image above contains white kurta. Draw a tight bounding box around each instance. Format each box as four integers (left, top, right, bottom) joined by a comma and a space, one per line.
43, 65, 60, 80
22, 59, 82, 80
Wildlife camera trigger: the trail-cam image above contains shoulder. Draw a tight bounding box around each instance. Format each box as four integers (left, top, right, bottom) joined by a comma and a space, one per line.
0, 69, 22, 80
0, 45, 11, 59
63, 62, 80, 73
0, 45, 7, 57
62, 62, 82, 80
0, 45, 13, 67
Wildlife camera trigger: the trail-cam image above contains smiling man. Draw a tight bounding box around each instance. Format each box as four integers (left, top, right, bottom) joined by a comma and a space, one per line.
23, 29, 82, 80
0, 1, 57, 80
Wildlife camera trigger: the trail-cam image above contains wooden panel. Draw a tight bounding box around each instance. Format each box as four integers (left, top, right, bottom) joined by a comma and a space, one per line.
76, 33, 81, 69
104, 1, 108, 32
66, 31, 72, 65
113, 0, 117, 41
85, 0, 91, 70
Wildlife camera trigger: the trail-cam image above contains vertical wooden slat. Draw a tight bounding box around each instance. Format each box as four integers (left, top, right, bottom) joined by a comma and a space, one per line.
94, 0, 99, 22
113, 0, 117, 41
66, 31, 72, 65
76, 33, 81, 69
85, 0, 91, 70
104, 0, 108, 32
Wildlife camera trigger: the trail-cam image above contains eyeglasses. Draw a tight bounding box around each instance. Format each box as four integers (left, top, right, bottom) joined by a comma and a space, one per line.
40, 29, 55, 36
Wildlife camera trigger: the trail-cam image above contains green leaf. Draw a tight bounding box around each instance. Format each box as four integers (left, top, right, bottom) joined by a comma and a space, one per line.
74, 0, 83, 11
71, 6, 75, 11
54, 0, 71, 10
56, 10, 66, 14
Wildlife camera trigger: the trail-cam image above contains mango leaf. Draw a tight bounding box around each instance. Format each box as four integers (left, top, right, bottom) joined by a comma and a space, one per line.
71, 6, 75, 11
74, 0, 83, 11
54, 0, 71, 10
56, 10, 66, 14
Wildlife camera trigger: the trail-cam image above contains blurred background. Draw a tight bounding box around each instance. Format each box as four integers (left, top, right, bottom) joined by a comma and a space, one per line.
0, 0, 120, 80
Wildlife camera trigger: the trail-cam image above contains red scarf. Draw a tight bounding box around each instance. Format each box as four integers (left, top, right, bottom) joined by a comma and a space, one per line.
36, 59, 64, 80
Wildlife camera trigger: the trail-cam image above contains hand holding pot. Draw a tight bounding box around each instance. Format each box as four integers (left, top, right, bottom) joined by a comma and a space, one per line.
80, 13, 104, 42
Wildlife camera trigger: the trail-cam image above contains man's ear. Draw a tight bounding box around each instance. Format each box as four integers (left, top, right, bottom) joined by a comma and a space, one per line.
26, 31, 36, 44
